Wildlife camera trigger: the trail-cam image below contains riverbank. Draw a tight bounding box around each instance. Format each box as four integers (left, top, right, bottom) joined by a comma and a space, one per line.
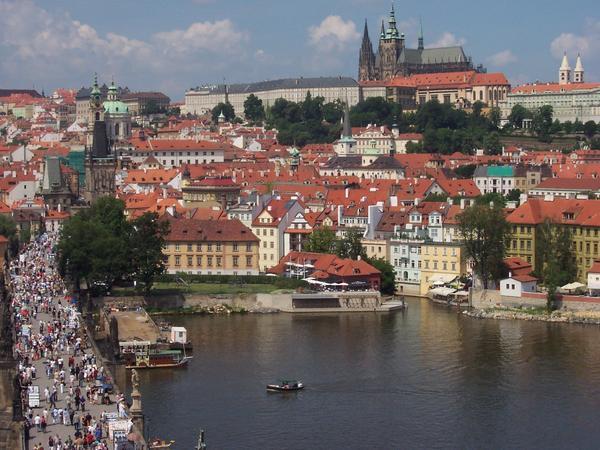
464, 307, 600, 325
146, 303, 279, 316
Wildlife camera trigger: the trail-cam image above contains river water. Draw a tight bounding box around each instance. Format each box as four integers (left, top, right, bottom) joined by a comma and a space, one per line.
135, 297, 600, 449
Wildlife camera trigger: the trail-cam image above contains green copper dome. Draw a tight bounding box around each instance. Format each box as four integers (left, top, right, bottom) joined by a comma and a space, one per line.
104, 100, 129, 114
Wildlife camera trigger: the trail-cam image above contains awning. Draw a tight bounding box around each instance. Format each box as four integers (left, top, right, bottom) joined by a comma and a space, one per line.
561, 282, 585, 291
429, 274, 458, 284
429, 287, 456, 296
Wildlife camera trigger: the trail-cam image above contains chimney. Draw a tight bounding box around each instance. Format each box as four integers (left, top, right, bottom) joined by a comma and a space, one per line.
414, 197, 420, 206
460, 198, 466, 210
345, 187, 349, 199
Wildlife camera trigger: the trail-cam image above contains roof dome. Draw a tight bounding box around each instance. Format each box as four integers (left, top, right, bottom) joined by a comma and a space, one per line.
104, 100, 129, 114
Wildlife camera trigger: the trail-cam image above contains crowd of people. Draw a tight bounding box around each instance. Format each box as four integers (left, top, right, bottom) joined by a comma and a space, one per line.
10, 233, 131, 450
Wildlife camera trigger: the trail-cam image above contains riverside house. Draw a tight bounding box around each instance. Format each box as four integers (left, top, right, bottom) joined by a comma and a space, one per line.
163, 216, 260, 275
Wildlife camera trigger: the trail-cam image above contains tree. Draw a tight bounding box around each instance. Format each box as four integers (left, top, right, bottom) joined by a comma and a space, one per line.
536, 220, 577, 311
562, 121, 574, 134
506, 189, 522, 202
488, 107, 501, 129
508, 104, 530, 129
366, 257, 396, 295
532, 105, 554, 141
243, 94, 265, 122
424, 192, 449, 202
0, 215, 18, 256
454, 164, 477, 179
458, 204, 512, 288
303, 226, 338, 254
58, 198, 131, 291
483, 131, 502, 155
335, 228, 366, 260
322, 101, 343, 124
475, 192, 506, 208
130, 213, 170, 294
583, 120, 597, 139
211, 102, 235, 123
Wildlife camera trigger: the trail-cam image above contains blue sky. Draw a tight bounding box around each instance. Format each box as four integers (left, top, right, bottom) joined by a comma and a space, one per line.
0, 0, 598, 100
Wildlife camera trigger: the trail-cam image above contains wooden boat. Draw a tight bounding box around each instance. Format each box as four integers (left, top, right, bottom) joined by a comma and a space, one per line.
266, 380, 304, 392
149, 438, 175, 449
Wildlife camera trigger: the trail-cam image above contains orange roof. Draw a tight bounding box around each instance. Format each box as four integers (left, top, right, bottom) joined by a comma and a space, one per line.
507, 198, 600, 226
512, 82, 600, 94
382, 71, 510, 90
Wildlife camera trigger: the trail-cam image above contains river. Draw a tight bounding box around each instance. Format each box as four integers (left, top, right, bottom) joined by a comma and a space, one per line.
134, 297, 600, 449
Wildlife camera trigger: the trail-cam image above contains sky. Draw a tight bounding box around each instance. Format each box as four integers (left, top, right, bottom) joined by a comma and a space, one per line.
0, 0, 598, 100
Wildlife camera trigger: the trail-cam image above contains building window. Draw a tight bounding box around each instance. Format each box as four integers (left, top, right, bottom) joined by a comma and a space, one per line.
187, 256, 193, 266
216, 242, 222, 251
187, 244, 193, 252
174, 255, 181, 266
233, 243, 239, 252
246, 243, 252, 252
196, 255, 202, 266
207, 243, 212, 251
196, 244, 202, 252
270, 229, 274, 236
207, 256, 213, 267
216, 256, 222, 267
233, 256, 239, 267
246, 256, 252, 267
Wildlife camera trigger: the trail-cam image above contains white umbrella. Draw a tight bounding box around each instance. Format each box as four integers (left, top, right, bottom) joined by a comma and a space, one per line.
561, 282, 585, 291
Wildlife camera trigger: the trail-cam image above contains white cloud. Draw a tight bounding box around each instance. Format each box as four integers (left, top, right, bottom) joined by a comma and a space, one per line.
154, 20, 247, 55
487, 50, 518, 67
308, 16, 360, 52
550, 19, 600, 81
0, 0, 251, 95
550, 19, 600, 59
428, 32, 466, 48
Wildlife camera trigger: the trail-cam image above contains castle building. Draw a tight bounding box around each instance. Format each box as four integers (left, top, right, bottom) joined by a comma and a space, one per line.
500, 53, 600, 123
358, 6, 475, 82
84, 76, 116, 204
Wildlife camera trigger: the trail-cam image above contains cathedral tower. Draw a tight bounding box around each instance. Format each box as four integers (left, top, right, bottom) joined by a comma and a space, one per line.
358, 20, 376, 81
378, 4, 403, 80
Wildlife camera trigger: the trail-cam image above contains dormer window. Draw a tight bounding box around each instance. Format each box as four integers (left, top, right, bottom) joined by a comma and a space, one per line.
563, 212, 574, 220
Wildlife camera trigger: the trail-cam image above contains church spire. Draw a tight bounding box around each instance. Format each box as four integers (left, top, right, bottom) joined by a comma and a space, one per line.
361, 19, 372, 48
380, 20, 385, 39
418, 17, 424, 50
387, 3, 399, 39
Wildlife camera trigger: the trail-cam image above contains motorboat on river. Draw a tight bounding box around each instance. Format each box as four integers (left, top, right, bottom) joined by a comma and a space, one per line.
266, 380, 304, 392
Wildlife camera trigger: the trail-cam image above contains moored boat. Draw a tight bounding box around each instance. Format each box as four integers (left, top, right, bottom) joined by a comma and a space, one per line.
266, 380, 304, 391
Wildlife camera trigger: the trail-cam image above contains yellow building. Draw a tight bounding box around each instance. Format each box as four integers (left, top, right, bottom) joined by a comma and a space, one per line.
419, 242, 467, 295
507, 198, 600, 282
362, 238, 388, 262
164, 216, 259, 275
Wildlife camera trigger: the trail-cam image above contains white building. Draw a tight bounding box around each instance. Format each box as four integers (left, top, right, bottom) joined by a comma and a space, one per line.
184, 77, 360, 117
500, 275, 538, 297
500, 53, 600, 123
123, 138, 225, 168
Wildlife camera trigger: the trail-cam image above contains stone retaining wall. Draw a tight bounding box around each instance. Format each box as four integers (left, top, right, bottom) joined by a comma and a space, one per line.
471, 289, 600, 312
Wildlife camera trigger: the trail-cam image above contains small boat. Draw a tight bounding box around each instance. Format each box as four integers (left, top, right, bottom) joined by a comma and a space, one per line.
266, 380, 304, 392
149, 438, 175, 449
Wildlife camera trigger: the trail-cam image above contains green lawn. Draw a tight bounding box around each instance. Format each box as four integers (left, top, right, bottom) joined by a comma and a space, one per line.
113, 282, 283, 296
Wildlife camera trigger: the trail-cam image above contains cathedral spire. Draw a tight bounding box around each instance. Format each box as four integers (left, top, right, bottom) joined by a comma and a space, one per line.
361, 19, 371, 48
380, 20, 385, 39
387, 3, 399, 39
418, 17, 424, 50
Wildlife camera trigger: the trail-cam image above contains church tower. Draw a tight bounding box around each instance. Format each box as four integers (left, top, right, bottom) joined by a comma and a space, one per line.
378, 4, 403, 80
84, 75, 116, 204
358, 20, 376, 81
574, 54, 584, 83
559, 52, 571, 85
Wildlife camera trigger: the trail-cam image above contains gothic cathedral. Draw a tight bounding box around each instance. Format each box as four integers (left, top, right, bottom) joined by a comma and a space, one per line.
359, 6, 476, 82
